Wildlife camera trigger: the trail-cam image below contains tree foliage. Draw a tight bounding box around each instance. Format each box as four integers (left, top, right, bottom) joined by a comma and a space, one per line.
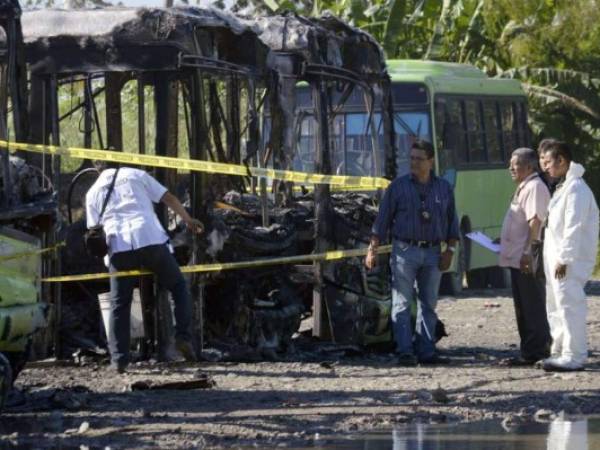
227, 0, 600, 195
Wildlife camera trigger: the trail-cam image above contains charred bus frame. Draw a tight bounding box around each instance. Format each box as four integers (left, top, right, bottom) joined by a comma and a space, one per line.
15, 7, 393, 356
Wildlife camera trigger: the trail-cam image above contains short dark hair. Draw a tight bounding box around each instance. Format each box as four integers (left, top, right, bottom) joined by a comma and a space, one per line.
92, 159, 119, 171
537, 138, 558, 155
544, 141, 572, 163
411, 139, 435, 159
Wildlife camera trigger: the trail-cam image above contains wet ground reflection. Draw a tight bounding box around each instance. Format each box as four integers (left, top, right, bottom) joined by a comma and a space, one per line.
311, 417, 600, 450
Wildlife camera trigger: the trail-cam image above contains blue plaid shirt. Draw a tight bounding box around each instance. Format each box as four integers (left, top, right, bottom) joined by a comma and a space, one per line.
372, 172, 459, 243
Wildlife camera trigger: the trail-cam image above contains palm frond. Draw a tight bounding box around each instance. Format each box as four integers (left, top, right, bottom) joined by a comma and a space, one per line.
523, 83, 600, 120
425, 0, 457, 60
502, 67, 600, 89
383, 0, 407, 58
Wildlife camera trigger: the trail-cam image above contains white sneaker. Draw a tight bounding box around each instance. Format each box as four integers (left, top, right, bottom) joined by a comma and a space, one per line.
542, 356, 584, 372
543, 355, 561, 364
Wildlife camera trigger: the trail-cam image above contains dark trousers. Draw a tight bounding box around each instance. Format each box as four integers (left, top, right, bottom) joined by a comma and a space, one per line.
510, 268, 552, 361
108, 243, 192, 366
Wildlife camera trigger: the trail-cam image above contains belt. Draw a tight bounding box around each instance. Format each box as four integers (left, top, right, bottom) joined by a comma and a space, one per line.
399, 239, 440, 248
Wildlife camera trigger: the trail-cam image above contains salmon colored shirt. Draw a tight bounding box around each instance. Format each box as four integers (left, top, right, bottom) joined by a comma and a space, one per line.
499, 173, 550, 269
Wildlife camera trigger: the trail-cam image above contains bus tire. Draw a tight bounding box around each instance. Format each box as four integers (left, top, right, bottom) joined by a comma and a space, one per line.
466, 268, 487, 289
439, 259, 464, 296
0, 352, 12, 413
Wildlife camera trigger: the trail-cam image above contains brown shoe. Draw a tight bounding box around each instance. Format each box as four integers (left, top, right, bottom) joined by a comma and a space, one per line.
175, 339, 197, 362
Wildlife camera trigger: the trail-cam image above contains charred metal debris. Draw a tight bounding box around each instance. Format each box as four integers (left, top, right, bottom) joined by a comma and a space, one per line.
1, 6, 397, 362
0, 0, 51, 405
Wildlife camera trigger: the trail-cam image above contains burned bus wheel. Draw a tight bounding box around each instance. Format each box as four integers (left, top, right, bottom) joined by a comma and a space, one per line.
0, 353, 12, 413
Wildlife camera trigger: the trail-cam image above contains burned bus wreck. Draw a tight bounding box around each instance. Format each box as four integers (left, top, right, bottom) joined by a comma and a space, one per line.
18, 6, 395, 361
0, 0, 50, 409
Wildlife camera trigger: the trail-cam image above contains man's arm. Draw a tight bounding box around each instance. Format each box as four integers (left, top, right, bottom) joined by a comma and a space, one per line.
520, 181, 550, 273
440, 185, 460, 271
85, 191, 100, 228
520, 216, 542, 273
160, 191, 204, 234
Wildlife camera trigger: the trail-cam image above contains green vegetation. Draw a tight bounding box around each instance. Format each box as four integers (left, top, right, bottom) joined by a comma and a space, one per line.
231, 0, 600, 198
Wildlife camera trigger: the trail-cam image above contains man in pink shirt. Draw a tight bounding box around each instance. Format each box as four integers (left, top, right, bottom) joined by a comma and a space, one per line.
499, 147, 552, 366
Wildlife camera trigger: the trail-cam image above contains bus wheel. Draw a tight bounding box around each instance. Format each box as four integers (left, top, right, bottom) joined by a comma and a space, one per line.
440, 271, 463, 296
466, 268, 487, 289
0, 352, 12, 413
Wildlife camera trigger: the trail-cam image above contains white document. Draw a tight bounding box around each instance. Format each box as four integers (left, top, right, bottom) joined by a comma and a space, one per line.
466, 231, 501, 254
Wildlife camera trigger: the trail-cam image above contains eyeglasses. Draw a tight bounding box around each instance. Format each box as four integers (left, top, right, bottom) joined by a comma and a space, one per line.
410, 155, 430, 162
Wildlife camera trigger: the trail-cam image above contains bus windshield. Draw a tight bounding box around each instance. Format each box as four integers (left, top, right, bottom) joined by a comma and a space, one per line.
393, 109, 431, 177
293, 108, 432, 178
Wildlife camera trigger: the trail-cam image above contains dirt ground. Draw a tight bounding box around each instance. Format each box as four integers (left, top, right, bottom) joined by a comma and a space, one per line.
2, 284, 600, 449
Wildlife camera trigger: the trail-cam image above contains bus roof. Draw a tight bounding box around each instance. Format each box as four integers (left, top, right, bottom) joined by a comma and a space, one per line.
387, 59, 525, 97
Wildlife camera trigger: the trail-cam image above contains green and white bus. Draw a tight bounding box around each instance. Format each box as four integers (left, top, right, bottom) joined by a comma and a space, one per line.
292, 59, 530, 293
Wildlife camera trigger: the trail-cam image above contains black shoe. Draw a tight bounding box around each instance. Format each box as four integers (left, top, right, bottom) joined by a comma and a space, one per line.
498, 357, 537, 367
418, 355, 450, 365
175, 339, 198, 362
396, 353, 418, 367
109, 361, 127, 374
533, 359, 546, 369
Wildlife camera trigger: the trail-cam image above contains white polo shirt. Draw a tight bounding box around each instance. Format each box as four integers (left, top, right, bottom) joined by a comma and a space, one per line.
86, 167, 169, 256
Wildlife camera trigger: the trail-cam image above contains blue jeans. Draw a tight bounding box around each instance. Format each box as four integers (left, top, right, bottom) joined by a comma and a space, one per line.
389, 240, 442, 360
108, 243, 193, 367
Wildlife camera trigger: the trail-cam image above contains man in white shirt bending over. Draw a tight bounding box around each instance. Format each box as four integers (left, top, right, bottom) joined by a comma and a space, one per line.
86, 161, 203, 373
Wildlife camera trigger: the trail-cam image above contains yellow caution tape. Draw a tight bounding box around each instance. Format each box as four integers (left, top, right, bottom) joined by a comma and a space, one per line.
0, 140, 390, 189
293, 185, 378, 193
42, 244, 392, 283
0, 242, 65, 262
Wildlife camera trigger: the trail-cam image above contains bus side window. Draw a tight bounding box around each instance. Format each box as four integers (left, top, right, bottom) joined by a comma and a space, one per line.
516, 102, 529, 147
483, 99, 503, 163
330, 115, 344, 175
446, 98, 468, 164
295, 115, 316, 173
344, 113, 377, 177
434, 98, 446, 165
434, 97, 455, 172
465, 99, 486, 163
499, 101, 517, 159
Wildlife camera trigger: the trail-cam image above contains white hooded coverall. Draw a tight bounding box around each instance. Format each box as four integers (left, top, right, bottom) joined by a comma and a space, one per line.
544, 162, 599, 366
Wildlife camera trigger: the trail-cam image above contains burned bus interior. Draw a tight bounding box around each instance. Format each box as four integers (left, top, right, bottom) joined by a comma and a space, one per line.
0, 3, 397, 364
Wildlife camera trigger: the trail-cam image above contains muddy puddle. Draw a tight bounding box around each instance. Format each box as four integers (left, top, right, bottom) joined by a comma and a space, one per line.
1, 417, 599, 449
300, 417, 600, 450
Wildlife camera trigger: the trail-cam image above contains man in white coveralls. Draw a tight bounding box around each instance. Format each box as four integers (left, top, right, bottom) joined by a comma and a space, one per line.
541, 141, 599, 372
